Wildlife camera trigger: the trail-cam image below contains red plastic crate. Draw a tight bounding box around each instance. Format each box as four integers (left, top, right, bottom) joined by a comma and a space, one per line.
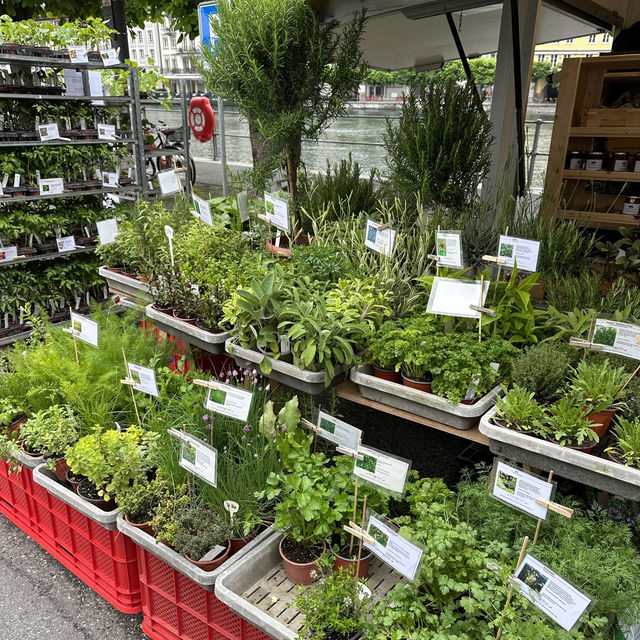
136, 546, 272, 640
0, 459, 38, 536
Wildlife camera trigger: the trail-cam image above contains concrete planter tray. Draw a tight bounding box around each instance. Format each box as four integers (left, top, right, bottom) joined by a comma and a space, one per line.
350, 365, 501, 430
99, 266, 151, 303
216, 532, 401, 640
14, 449, 45, 469
32, 464, 119, 529
479, 407, 640, 500
145, 304, 230, 354
225, 339, 347, 395
117, 515, 273, 591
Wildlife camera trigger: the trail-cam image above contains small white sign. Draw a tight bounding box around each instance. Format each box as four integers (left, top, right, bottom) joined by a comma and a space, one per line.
40, 178, 65, 196
0, 182, 4, 197
157, 169, 180, 196
57, 236, 76, 253
353, 445, 411, 494
68, 45, 89, 63
435, 231, 464, 268
88, 70, 105, 105
100, 48, 120, 66
97, 218, 119, 245
427, 277, 490, 319
38, 123, 61, 141
0, 246, 18, 263
102, 172, 119, 188
13, 174, 20, 188
237, 191, 249, 223
174, 431, 218, 487
592, 319, 640, 360
70, 312, 99, 347
98, 124, 117, 140
205, 382, 253, 422
513, 554, 591, 631
363, 513, 424, 581
497, 235, 541, 273
193, 194, 213, 226
365, 219, 396, 257
127, 363, 159, 397
492, 460, 554, 520
63, 69, 84, 96
317, 411, 362, 451
264, 193, 290, 232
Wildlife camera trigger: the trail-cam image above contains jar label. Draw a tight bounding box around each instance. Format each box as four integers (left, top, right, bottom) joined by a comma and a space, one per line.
623, 202, 640, 215
585, 159, 603, 170
614, 159, 628, 172
634, 160, 640, 173
569, 158, 583, 170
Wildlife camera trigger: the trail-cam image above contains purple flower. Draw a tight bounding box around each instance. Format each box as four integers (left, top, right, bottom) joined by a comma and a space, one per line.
232, 369, 238, 376
241, 435, 246, 441
203, 414, 209, 421
243, 424, 251, 432
281, 424, 287, 432
219, 372, 225, 379
258, 386, 263, 392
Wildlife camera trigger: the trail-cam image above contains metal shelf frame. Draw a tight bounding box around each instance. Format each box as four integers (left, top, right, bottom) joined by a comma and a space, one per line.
0, 186, 139, 204
0, 246, 96, 268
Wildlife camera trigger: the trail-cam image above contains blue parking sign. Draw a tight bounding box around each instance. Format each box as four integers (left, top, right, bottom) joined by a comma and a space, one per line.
198, 2, 219, 51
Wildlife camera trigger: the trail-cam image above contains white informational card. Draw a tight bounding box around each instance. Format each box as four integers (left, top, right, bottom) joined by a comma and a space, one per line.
316, 411, 362, 451
237, 191, 249, 222
57, 236, 76, 253
592, 319, 640, 360
353, 445, 411, 494
13, 174, 20, 187
264, 193, 290, 232
88, 70, 105, 105
205, 382, 253, 421
193, 194, 213, 226
104, 192, 120, 207
97, 218, 119, 245
68, 45, 88, 63
63, 69, 84, 96
102, 171, 119, 188
70, 312, 99, 347
127, 363, 159, 397
0, 246, 18, 263
40, 178, 64, 196
38, 123, 62, 141
436, 231, 464, 268
363, 513, 424, 581
175, 431, 218, 488
100, 48, 120, 66
514, 554, 591, 631
0, 181, 4, 197
365, 219, 396, 257
497, 235, 541, 273
492, 460, 554, 521
98, 124, 117, 140
427, 277, 490, 319
157, 169, 180, 196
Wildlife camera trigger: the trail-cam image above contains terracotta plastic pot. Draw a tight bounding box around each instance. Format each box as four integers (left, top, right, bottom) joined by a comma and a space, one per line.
229, 528, 260, 555
54, 457, 70, 484
77, 478, 116, 511
265, 238, 292, 259
566, 439, 599, 455
185, 540, 231, 572
279, 538, 326, 585
587, 409, 615, 438
373, 366, 402, 384
172, 311, 197, 325
332, 547, 373, 579
65, 469, 82, 493
124, 514, 155, 537
401, 373, 432, 393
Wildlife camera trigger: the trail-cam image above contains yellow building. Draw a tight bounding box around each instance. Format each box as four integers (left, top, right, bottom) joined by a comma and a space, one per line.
534, 32, 613, 69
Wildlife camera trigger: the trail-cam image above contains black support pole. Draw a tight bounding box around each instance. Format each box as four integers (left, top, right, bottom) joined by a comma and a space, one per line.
102, 0, 130, 62
509, 0, 527, 197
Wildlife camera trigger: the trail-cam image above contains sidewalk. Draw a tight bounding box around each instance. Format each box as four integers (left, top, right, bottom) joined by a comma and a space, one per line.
0, 514, 145, 639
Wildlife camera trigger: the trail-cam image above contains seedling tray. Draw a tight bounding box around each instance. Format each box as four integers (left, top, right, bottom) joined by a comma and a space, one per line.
351, 365, 501, 430
225, 339, 347, 395
216, 532, 402, 640
99, 266, 152, 303
146, 304, 230, 354
479, 407, 640, 500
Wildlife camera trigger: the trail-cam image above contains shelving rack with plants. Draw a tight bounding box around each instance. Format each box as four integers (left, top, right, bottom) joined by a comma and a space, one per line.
0, 17, 147, 344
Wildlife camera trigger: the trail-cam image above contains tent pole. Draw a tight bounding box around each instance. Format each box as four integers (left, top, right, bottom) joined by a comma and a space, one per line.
445, 12, 483, 111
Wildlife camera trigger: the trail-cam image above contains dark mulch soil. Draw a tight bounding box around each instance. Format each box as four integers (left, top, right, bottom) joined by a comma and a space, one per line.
281, 538, 324, 564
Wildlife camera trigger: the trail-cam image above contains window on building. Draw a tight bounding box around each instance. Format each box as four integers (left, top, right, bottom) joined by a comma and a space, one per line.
131, 49, 137, 59
139, 49, 145, 61
602, 33, 610, 43
550, 54, 558, 67
588, 34, 597, 43
536, 54, 545, 62
147, 30, 153, 44
163, 37, 168, 48
566, 38, 573, 43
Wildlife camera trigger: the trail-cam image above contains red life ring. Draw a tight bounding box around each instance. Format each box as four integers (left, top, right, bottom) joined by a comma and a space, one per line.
188, 97, 215, 142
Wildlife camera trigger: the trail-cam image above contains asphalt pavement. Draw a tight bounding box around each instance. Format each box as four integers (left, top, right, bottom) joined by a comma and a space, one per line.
0, 514, 145, 640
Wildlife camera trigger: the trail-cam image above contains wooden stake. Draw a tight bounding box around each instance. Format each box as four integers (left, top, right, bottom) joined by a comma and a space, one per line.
478, 275, 485, 343
183, 423, 193, 506
355, 494, 368, 579
190, 182, 209, 257
496, 536, 529, 640
121, 348, 142, 428
533, 471, 553, 545
349, 476, 359, 556
496, 226, 509, 285
69, 308, 79, 365
436, 225, 441, 277
620, 362, 640, 394
584, 312, 596, 362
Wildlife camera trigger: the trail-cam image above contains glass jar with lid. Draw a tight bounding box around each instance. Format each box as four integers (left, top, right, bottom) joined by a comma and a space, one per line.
609, 152, 629, 172
585, 151, 606, 171
623, 196, 640, 216
565, 151, 585, 170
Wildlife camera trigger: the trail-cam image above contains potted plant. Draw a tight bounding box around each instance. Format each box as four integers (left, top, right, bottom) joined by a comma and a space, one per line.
18, 405, 79, 482
494, 386, 546, 435
172, 275, 201, 324
606, 417, 640, 468
569, 360, 629, 437
546, 394, 600, 452
365, 321, 403, 383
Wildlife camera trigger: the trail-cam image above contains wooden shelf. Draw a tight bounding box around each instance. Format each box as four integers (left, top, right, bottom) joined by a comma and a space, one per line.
335, 381, 488, 445
569, 127, 640, 137
563, 169, 640, 182
558, 210, 639, 230
603, 72, 640, 80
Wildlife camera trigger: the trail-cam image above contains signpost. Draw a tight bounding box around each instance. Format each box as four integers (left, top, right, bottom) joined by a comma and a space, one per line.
198, 2, 219, 52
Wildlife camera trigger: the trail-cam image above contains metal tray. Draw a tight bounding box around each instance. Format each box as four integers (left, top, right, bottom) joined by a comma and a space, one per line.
99, 266, 151, 303
479, 407, 640, 500
350, 365, 501, 430
145, 304, 230, 354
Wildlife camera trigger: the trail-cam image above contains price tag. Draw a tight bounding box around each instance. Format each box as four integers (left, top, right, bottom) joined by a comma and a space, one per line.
497, 235, 541, 273
193, 194, 213, 226
365, 219, 396, 256
126, 363, 159, 397
353, 445, 411, 494
97, 124, 117, 140
435, 230, 464, 268
100, 48, 120, 66
40, 178, 65, 196
264, 193, 290, 232
69, 312, 99, 347
0, 247, 18, 263
68, 45, 88, 63
170, 430, 218, 487
205, 382, 253, 422
590, 319, 640, 360
96, 219, 118, 245
316, 411, 362, 451
38, 123, 62, 141
102, 172, 119, 188
57, 236, 76, 253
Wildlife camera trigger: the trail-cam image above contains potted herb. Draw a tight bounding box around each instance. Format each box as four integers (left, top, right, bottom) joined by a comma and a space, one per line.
606, 417, 640, 468
365, 321, 403, 383
569, 360, 629, 436
546, 394, 600, 452
494, 386, 545, 435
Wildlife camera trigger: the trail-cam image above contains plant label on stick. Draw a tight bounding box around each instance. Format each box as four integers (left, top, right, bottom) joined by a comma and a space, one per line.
586, 319, 640, 360
0, 247, 18, 263
157, 169, 180, 196
102, 171, 119, 188
237, 191, 249, 222
40, 178, 64, 196
427, 277, 490, 319
434, 230, 463, 268
169, 428, 218, 487
67, 312, 99, 347
57, 236, 76, 253
263, 193, 290, 232
353, 445, 411, 495
192, 194, 213, 226
68, 45, 89, 63
496, 235, 540, 273
100, 48, 119, 66
316, 411, 362, 451
512, 554, 592, 631
96, 219, 118, 245
164, 225, 175, 267
195, 378, 253, 421
97, 124, 117, 140
38, 123, 67, 142
362, 512, 424, 581
13, 174, 20, 188
126, 363, 159, 397
365, 219, 396, 256
224, 500, 239, 526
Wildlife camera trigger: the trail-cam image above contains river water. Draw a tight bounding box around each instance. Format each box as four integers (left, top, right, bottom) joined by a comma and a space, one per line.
144, 103, 555, 190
